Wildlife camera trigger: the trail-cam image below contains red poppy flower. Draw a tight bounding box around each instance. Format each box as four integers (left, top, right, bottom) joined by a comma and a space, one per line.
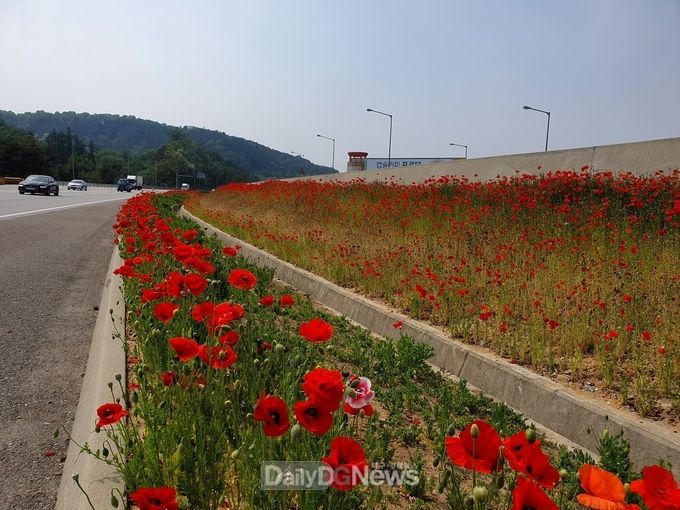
392, 320, 404, 329
130, 486, 179, 510
141, 289, 162, 303
279, 294, 295, 307
321, 436, 368, 491
168, 337, 200, 362
343, 401, 374, 417
181, 229, 198, 242
512, 476, 559, 510
299, 318, 334, 343
227, 268, 257, 290
301, 367, 345, 412
173, 243, 194, 261
218, 330, 240, 346
445, 420, 502, 473
253, 395, 290, 437
503, 431, 560, 488
294, 399, 334, 435
184, 273, 208, 296
161, 371, 177, 386
630, 465, 680, 510
642, 331, 652, 341
222, 245, 241, 257
198, 344, 237, 369
152, 302, 179, 323
577, 464, 640, 510
95, 402, 128, 428
191, 301, 215, 322
259, 294, 275, 306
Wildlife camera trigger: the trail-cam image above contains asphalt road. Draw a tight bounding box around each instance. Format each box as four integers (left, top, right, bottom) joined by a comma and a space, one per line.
0, 186, 131, 509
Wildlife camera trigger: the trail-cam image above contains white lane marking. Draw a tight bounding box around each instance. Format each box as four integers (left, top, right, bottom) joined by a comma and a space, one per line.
0, 197, 129, 220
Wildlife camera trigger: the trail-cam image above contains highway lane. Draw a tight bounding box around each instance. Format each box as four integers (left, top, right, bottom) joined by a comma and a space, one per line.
0, 187, 131, 509
0, 186, 136, 221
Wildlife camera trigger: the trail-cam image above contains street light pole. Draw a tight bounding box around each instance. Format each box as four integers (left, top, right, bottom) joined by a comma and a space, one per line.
523, 105, 551, 152
316, 134, 336, 170
367, 108, 392, 168
449, 142, 468, 159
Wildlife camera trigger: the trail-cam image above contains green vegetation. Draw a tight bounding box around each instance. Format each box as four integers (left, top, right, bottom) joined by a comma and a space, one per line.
0, 110, 336, 180
0, 119, 248, 187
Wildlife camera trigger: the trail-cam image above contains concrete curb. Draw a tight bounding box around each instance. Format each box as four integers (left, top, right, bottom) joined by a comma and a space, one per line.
56, 248, 125, 509
181, 206, 680, 476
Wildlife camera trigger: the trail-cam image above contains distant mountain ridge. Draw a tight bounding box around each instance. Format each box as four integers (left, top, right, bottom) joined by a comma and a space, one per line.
0, 110, 336, 180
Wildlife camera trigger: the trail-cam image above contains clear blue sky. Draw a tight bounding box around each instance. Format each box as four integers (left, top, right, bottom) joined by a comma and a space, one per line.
1, 0, 679, 170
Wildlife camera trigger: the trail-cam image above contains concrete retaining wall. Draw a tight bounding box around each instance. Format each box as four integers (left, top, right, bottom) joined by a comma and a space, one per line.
293, 137, 680, 184
182, 207, 680, 476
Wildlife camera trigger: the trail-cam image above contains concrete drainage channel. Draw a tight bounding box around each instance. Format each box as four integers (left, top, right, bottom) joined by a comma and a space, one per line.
56, 249, 125, 509
55, 208, 680, 509
181, 207, 680, 476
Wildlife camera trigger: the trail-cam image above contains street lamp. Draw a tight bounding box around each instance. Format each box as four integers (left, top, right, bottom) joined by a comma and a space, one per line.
523, 105, 551, 152
367, 108, 393, 168
449, 142, 468, 159
316, 134, 336, 170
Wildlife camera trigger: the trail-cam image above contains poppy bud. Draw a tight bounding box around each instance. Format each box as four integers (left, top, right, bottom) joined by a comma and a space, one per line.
108, 382, 113, 389
230, 449, 239, 459
253, 359, 261, 366
470, 424, 480, 439
111, 494, 119, 508
559, 468, 568, 480
102, 446, 109, 457
472, 486, 488, 502
346, 388, 357, 398
624, 482, 630, 494
274, 343, 285, 353
290, 423, 301, 438
446, 424, 456, 436
115, 374, 122, 382
95, 426, 101, 434
525, 427, 537, 444
262, 358, 270, 366
350, 378, 361, 389
224, 400, 232, 407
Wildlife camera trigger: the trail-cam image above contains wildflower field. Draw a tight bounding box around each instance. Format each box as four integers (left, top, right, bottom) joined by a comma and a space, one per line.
185, 170, 680, 419
83, 190, 680, 510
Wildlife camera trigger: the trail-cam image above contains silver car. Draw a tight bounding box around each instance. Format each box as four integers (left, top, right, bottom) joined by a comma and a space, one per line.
67, 179, 88, 191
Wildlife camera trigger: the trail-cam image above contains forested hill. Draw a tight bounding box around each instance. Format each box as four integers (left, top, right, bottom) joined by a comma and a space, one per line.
0, 110, 336, 180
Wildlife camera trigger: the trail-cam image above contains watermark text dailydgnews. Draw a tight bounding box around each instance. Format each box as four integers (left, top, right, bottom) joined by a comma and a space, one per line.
261, 461, 420, 490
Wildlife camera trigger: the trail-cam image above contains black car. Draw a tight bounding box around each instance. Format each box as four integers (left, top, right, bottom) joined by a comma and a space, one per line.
18, 175, 59, 196
117, 179, 132, 192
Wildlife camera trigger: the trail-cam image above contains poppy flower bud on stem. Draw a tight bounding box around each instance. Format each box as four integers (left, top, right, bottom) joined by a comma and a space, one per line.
346, 388, 357, 398
115, 374, 122, 382
472, 486, 488, 502
446, 424, 456, 436
470, 423, 480, 439
350, 378, 361, 389
525, 426, 537, 444
559, 468, 568, 480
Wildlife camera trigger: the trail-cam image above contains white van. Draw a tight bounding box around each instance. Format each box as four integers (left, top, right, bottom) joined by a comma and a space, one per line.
181, 183, 190, 191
